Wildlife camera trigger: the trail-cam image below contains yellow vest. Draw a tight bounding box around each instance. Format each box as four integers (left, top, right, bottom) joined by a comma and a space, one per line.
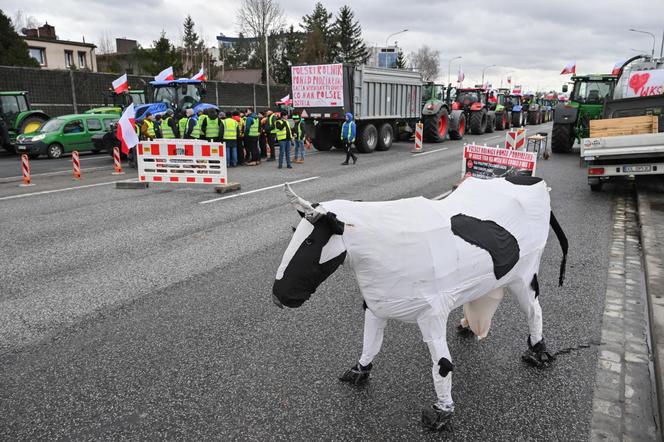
223, 118, 238, 140
206, 118, 220, 139
178, 117, 187, 137
161, 117, 175, 138
146, 120, 155, 138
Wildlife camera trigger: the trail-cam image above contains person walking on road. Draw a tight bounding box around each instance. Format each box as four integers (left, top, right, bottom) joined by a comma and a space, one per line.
292, 115, 306, 164
141, 112, 156, 141
223, 111, 240, 167
340, 112, 357, 165
275, 113, 293, 169
244, 108, 261, 166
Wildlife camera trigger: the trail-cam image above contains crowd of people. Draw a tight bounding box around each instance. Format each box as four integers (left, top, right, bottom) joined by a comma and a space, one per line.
136, 107, 309, 169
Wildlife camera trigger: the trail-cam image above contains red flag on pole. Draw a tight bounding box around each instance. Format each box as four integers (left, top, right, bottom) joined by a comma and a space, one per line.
116, 103, 139, 155
112, 74, 129, 94
155, 66, 174, 82
560, 61, 576, 75
191, 65, 206, 81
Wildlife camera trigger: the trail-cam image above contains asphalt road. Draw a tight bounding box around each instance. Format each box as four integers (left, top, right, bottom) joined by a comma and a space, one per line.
0, 124, 618, 440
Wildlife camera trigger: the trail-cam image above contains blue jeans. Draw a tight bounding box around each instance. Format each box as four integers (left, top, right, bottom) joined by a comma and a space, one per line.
225, 140, 237, 167
279, 140, 292, 167
294, 140, 305, 160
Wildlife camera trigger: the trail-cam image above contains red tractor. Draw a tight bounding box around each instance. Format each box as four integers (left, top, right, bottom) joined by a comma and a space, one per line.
452, 88, 496, 135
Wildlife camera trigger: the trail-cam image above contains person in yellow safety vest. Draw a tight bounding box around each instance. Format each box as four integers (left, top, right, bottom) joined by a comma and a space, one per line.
266, 110, 277, 161
244, 107, 260, 165
223, 111, 240, 167
161, 109, 178, 139
135, 122, 141, 140
192, 109, 207, 139
292, 115, 306, 164
237, 112, 247, 166
141, 112, 156, 141
275, 112, 293, 169
183, 108, 197, 139
178, 113, 188, 139
201, 109, 221, 141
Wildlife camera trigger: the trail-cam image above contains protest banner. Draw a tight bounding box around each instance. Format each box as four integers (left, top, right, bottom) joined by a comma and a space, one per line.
291, 64, 345, 108
462, 143, 537, 179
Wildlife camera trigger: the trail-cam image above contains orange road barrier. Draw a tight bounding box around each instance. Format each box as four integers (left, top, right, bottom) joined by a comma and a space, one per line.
19, 154, 34, 187
412, 122, 424, 153
72, 150, 81, 180
112, 146, 124, 175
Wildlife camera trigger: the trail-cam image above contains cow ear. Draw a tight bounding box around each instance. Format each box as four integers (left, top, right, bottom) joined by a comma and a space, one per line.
326, 212, 345, 235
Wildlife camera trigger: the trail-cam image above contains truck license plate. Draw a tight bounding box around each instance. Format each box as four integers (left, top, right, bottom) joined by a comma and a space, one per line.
623, 165, 651, 173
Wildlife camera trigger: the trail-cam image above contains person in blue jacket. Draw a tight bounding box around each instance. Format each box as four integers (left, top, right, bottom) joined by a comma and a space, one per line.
340, 112, 357, 165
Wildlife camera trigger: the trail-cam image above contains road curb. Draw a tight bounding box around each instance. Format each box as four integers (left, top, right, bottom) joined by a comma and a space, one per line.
635, 184, 664, 439
215, 182, 241, 194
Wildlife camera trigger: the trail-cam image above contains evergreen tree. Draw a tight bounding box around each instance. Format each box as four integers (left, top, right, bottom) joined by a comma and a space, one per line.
0, 10, 39, 68
331, 6, 367, 65
272, 25, 304, 84
223, 33, 258, 70
182, 15, 205, 75
396, 50, 406, 69
138, 31, 182, 76
301, 2, 334, 63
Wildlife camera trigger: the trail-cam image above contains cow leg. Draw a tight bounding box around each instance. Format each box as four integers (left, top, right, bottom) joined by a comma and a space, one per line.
339, 308, 386, 385
510, 278, 554, 367
417, 314, 454, 431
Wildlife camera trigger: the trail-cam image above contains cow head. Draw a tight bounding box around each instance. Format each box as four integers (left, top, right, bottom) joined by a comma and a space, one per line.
272, 184, 347, 309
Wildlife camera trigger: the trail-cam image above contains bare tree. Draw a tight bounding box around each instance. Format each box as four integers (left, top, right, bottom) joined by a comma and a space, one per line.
409, 45, 440, 81
237, 0, 285, 81
12, 10, 39, 33
97, 30, 115, 54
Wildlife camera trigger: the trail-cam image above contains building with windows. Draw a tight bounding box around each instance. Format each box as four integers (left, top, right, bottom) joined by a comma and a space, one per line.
22, 23, 97, 71
366, 45, 403, 69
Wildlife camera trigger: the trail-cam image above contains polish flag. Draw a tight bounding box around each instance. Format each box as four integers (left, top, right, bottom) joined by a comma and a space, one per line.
277, 94, 292, 106
116, 103, 139, 155
507, 75, 512, 84
560, 61, 576, 75
457, 67, 465, 83
611, 59, 625, 76
191, 65, 206, 81
155, 66, 174, 82
112, 74, 129, 94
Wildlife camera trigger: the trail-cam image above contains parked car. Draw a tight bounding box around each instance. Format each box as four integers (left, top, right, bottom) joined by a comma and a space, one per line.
15, 114, 119, 159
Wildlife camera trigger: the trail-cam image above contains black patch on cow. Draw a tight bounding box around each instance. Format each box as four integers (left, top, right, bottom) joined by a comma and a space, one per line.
438, 357, 454, 377
505, 175, 543, 186
451, 214, 520, 280
531, 274, 540, 298
362, 301, 368, 311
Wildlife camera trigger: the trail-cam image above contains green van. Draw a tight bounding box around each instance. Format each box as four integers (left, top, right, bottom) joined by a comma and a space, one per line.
15, 113, 119, 159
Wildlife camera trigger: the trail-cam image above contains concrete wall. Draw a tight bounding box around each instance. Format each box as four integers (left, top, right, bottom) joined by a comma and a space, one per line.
0, 66, 290, 117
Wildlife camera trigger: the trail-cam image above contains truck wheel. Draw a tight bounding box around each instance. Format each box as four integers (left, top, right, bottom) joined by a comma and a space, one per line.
470, 110, 486, 135
423, 108, 449, 143
376, 123, 394, 151
495, 112, 505, 131
356, 124, 378, 153
19, 115, 47, 136
551, 123, 574, 153
47, 143, 64, 159
313, 125, 334, 151
485, 113, 495, 133
449, 114, 465, 140
590, 182, 603, 192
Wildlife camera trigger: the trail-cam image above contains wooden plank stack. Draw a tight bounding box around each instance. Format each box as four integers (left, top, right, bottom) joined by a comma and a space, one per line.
590, 115, 659, 138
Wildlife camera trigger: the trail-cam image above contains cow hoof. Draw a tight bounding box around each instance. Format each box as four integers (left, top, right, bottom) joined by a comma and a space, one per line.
522, 337, 555, 368
421, 404, 454, 431
339, 362, 372, 385
457, 324, 475, 338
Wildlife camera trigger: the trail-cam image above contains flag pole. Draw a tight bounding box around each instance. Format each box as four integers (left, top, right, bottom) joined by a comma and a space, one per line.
265, 33, 271, 108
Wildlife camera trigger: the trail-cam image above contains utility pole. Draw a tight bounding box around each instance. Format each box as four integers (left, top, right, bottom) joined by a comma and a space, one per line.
265, 33, 271, 107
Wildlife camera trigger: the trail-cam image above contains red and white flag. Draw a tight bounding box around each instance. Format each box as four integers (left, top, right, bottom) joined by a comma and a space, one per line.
507, 75, 512, 84
457, 67, 465, 83
611, 59, 625, 76
155, 66, 174, 82
277, 94, 292, 105
112, 73, 129, 94
560, 61, 576, 75
191, 65, 206, 81
116, 103, 139, 155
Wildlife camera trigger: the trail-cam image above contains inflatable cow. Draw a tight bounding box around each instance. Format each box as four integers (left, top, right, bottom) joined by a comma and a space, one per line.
272, 176, 568, 430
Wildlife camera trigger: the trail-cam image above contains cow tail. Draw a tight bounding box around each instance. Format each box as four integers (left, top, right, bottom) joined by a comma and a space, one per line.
549, 210, 568, 286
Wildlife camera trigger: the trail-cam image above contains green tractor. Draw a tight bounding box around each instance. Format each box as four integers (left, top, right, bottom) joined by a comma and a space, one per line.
551, 74, 617, 153
493, 88, 513, 130
85, 89, 147, 116
421, 82, 466, 142
0, 91, 50, 153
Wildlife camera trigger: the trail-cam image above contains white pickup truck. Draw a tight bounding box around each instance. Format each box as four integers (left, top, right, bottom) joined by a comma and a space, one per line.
581, 132, 664, 191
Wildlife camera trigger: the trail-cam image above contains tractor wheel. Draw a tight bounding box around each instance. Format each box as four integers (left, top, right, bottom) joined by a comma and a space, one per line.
551, 123, 575, 153
356, 124, 378, 153
511, 111, 522, 128
19, 115, 47, 136
485, 114, 495, 133
470, 110, 487, 135
495, 112, 505, 131
449, 113, 466, 140
376, 123, 394, 151
47, 143, 64, 159
505, 112, 512, 130
423, 108, 449, 143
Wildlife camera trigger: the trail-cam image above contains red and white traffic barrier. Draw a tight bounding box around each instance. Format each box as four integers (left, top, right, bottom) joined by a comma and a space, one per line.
72, 150, 81, 180
505, 128, 527, 150
137, 139, 227, 185
412, 122, 424, 153
19, 154, 34, 187
112, 146, 124, 175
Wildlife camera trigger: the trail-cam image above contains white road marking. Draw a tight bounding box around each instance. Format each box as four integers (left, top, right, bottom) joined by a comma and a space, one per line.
0, 166, 115, 183
0, 179, 136, 201
411, 147, 449, 156
199, 176, 320, 204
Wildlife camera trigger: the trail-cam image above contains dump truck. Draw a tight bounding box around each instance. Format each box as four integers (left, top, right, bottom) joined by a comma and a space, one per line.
291, 64, 425, 153
0, 91, 49, 153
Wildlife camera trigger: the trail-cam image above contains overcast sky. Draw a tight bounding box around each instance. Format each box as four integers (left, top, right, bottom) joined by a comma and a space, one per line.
5, 0, 664, 91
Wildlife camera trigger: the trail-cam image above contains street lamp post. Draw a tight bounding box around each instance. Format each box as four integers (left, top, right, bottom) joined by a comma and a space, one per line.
481, 64, 496, 86
265, 33, 270, 107
385, 29, 408, 48
629, 28, 656, 57
447, 56, 462, 85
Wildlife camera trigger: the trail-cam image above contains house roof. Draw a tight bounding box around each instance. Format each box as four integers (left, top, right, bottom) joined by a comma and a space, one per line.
22, 36, 96, 49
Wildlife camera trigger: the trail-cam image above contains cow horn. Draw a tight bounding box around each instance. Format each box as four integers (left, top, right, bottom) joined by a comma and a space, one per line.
284, 183, 326, 222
